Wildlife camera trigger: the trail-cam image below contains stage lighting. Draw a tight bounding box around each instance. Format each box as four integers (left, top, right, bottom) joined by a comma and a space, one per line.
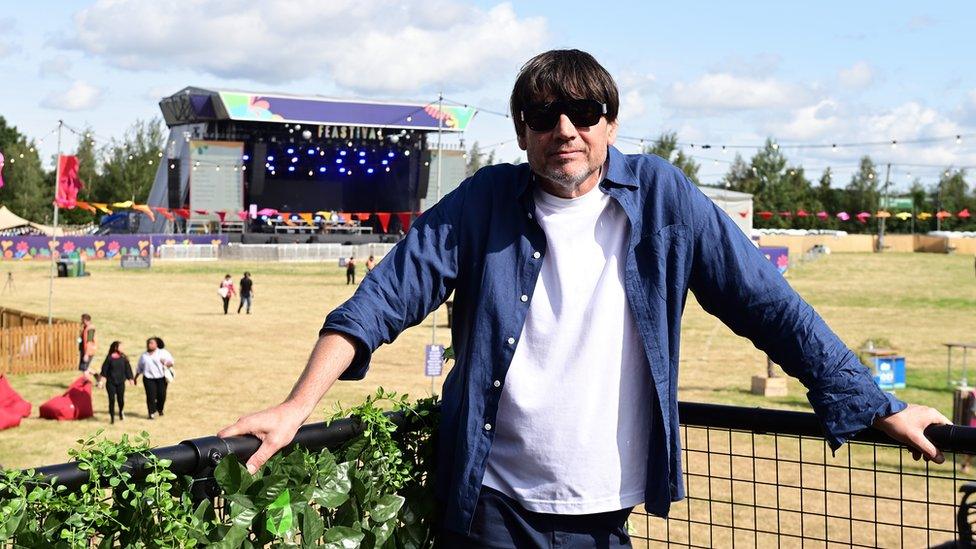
336, 158, 343, 164
307, 149, 315, 155
387, 152, 395, 158
302, 130, 312, 140
404, 150, 411, 156
288, 166, 295, 172
319, 167, 327, 173
291, 157, 298, 163
358, 159, 365, 165
243, 154, 250, 161
267, 155, 274, 162
381, 160, 388, 165
367, 168, 374, 174
339, 167, 346, 173
359, 151, 366, 157
340, 150, 347, 156
287, 148, 294, 154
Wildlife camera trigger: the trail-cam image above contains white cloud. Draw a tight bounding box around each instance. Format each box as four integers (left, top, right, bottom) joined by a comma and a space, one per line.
904, 15, 936, 32
665, 73, 813, 112
39, 56, 72, 78
769, 100, 844, 141
66, 0, 548, 94
838, 61, 875, 90
41, 80, 103, 111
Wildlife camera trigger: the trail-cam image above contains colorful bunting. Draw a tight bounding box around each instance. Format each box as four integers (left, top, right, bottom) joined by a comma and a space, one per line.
298, 213, 314, 226
75, 201, 98, 213
0, 151, 5, 189
375, 212, 391, 233
958, 209, 971, 219
55, 155, 84, 208
796, 210, 809, 218
758, 211, 773, 220
936, 210, 953, 219
132, 204, 155, 222
396, 212, 413, 232
875, 210, 891, 219
816, 211, 828, 220
836, 212, 850, 221
917, 212, 933, 220
895, 212, 913, 220
112, 200, 134, 208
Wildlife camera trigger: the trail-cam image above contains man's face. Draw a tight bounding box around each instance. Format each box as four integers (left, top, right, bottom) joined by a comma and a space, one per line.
517, 98, 618, 195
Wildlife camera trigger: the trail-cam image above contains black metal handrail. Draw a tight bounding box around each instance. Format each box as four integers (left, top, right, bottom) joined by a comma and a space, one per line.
26, 402, 976, 491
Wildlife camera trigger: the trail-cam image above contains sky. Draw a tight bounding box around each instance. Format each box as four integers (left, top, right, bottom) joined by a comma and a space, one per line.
2, 0, 975, 192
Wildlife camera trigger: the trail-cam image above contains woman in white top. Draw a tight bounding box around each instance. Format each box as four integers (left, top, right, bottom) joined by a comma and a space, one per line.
135, 337, 175, 419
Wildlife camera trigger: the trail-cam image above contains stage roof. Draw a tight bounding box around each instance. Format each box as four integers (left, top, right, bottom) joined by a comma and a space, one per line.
159, 87, 476, 132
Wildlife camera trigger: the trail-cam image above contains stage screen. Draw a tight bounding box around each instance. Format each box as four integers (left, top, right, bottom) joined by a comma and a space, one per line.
189, 140, 244, 220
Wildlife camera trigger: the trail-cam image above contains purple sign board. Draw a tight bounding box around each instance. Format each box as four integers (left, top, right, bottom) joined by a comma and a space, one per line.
759, 246, 789, 274
0, 234, 228, 261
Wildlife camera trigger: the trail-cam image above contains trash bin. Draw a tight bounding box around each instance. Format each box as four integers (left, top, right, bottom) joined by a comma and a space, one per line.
56, 260, 69, 278
56, 257, 86, 277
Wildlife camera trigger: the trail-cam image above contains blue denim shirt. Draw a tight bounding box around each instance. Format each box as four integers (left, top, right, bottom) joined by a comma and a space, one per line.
322, 145, 906, 534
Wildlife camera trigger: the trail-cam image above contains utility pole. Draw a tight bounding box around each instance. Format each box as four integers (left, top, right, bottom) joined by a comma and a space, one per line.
48, 120, 64, 324
878, 163, 890, 252
430, 93, 444, 395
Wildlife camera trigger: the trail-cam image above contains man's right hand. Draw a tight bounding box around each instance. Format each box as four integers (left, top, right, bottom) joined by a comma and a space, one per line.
218, 401, 308, 474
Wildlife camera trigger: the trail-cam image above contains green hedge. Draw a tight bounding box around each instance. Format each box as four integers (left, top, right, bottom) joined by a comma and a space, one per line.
0, 389, 438, 548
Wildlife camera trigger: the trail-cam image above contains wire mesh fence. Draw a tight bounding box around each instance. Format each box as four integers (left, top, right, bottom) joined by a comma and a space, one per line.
627, 403, 976, 548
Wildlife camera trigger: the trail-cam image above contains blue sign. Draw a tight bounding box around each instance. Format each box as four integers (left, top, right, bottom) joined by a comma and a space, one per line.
425, 345, 444, 377
872, 356, 906, 390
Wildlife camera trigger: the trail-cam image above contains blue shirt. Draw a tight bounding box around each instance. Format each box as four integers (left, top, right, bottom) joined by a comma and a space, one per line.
321, 145, 906, 534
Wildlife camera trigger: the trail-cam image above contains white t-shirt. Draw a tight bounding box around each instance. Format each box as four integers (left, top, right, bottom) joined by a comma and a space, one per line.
137, 349, 175, 380
482, 183, 653, 514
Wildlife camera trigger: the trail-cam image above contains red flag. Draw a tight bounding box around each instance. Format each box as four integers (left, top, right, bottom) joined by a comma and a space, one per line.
174, 208, 191, 219
958, 208, 971, 219
237, 210, 249, 221
132, 204, 155, 222
396, 212, 413, 232
375, 212, 391, 233
215, 211, 227, 223
816, 211, 828, 220
153, 207, 175, 221
796, 209, 809, 218
758, 211, 773, 220
55, 155, 84, 208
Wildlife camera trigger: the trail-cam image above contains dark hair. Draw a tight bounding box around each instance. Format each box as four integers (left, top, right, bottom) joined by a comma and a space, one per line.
510, 49, 619, 136
244, 271, 251, 277
108, 341, 123, 356
224, 274, 231, 278
147, 337, 165, 349
81, 313, 91, 322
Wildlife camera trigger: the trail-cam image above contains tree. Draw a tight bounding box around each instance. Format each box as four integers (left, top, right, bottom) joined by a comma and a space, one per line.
94, 119, 166, 204
0, 116, 52, 223
464, 141, 496, 177
933, 168, 973, 231
644, 132, 700, 183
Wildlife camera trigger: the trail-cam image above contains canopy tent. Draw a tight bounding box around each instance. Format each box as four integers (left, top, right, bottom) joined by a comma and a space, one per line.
0, 206, 63, 236
697, 186, 754, 236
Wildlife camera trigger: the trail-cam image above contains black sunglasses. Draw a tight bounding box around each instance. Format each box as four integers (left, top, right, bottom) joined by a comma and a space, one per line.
520, 99, 608, 132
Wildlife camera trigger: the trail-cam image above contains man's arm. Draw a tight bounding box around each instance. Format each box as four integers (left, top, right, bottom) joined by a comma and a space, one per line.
678, 174, 949, 459
218, 331, 356, 473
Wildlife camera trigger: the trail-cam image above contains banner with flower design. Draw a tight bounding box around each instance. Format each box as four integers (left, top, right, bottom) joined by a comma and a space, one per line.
0, 235, 228, 261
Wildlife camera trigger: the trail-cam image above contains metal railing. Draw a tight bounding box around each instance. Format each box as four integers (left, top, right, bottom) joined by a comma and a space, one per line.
26, 402, 976, 548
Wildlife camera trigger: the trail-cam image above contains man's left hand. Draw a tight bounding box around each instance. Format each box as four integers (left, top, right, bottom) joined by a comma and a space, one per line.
873, 404, 952, 463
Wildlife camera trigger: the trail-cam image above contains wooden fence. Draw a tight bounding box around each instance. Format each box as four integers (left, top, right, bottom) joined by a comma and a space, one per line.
0, 309, 79, 375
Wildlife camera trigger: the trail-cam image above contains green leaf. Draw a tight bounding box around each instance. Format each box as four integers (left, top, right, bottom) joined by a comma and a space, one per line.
322, 526, 365, 549
368, 494, 404, 524
265, 489, 294, 536
207, 524, 249, 549
299, 504, 325, 548
312, 462, 352, 509
214, 454, 252, 495
246, 474, 288, 509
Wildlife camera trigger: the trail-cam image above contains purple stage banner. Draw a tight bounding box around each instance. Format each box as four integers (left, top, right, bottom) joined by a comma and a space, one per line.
0, 235, 228, 261
759, 246, 790, 274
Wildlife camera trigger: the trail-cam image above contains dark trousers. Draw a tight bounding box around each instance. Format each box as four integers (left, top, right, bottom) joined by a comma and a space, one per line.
144, 377, 168, 415
222, 296, 231, 314
439, 486, 633, 548
105, 381, 125, 418
238, 295, 252, 313
346, 270, 356, 284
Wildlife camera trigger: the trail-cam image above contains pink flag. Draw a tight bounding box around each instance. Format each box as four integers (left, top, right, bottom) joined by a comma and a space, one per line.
55, 155, 84, 208
0, 151, 5, 189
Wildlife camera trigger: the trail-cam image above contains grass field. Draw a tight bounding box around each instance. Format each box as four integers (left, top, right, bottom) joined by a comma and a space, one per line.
0, 251, 973, 472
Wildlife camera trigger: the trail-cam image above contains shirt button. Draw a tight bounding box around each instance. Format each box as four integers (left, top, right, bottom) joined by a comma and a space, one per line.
484, 423, 492, 431
532, 251, 541, 259
520, 294, 528, 302
507, 337, 515, 345
493, 380, 501, 388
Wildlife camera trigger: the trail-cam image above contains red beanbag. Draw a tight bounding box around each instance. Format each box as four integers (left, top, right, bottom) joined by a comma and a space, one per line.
39, 375, 93, 421
0, 374, 31, 418
0, 407, 22, 431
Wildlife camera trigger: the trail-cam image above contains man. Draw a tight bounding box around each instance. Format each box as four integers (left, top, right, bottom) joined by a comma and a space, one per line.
238, 272, 254, 314
220, 50, 949, 547
78, 313, 96, 379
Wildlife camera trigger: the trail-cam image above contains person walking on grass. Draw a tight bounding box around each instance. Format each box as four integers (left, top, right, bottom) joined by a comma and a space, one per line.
365, 255, 376, 275
135, 337, 174, 419
97, 341, 134, 424
238, 272, 254, 314
218, 274, 236, 314
222, 49, 949, 547
78, 313, 97, 380
345, 257, 356, 285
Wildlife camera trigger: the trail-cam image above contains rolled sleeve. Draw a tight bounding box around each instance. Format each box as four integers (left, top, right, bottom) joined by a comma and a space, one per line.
683, 174, 906, 450
320, 183, 466, 380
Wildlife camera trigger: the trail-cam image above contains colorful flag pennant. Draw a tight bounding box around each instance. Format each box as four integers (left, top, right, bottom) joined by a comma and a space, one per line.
55, 155, 84, 208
